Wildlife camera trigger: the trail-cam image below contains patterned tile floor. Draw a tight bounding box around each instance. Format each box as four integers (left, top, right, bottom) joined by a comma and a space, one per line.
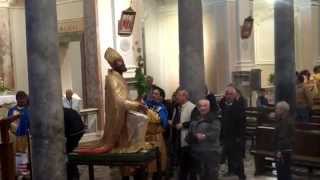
1, 154, 317, 180
78, 153, 320, 180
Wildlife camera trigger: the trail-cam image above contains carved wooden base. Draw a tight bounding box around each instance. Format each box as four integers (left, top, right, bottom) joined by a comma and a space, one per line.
0, 143, 15, 180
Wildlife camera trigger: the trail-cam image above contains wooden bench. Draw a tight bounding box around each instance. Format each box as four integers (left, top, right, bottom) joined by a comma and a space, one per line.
251, 125, 320, 175
244, 107, 259, 148
244, 107, 275, 148
311, 109, 320, 123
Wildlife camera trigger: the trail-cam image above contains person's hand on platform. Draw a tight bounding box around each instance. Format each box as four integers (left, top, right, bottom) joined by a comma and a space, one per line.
168, 120, 173, 126
138, 104, 148, 114
195, 133, 206, 141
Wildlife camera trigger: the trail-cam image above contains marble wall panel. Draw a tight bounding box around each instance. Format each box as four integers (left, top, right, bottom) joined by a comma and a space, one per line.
0, 8, 14, 89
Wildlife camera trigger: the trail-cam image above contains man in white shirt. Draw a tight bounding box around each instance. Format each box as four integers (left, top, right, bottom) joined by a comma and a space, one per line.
63, 89, 81, 112
169, 89, 196, 180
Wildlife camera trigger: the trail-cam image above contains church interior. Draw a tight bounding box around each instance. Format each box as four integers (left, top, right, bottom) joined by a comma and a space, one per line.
1, 0, 320, 179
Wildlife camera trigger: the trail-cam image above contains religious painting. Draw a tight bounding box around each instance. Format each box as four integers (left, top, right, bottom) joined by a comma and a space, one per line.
241, 16, 254, 39
0, 9, 14, 89
118, 7, 136, 36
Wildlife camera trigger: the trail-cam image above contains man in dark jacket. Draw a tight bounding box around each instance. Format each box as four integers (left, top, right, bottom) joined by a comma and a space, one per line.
64, 108, 85, 180
273, 101, 295, 180
186, 99, 221, 180
219, 86, 246, 180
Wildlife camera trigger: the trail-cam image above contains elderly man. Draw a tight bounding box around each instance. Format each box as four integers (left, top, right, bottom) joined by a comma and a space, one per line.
62, 89, 81, 112
219, 85, 246, 180
273, 101, 295, 180
169, 89, 196, 180
186, 99, 221, 180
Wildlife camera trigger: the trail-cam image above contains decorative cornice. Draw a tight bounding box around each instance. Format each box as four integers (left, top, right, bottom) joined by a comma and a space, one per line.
0, 0, 10, 7
58, 18, 84, 33
255, 59, 274, 65
203, 0, 236, 7
56, 0, 82, 5
158, 4, 177, 16
312, 0, 320, 6
233, 63, 257, 71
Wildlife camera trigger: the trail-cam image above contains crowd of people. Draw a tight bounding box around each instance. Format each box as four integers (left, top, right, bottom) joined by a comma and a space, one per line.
135, 77, 248, 180
6, 90, 85, 179
137, 73, 300, 180
7, 83, 297, 180
11, 58, 320, 180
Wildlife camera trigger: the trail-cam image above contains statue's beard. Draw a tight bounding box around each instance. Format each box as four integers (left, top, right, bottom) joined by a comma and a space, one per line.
115, 65, 127, 73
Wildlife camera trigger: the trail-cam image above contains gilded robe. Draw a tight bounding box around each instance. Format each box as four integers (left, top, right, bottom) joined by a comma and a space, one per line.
102, 70, 147, 150
79, 69, 149, 155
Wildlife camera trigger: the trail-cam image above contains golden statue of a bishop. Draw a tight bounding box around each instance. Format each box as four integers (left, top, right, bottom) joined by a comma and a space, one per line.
78, 48, 154, 154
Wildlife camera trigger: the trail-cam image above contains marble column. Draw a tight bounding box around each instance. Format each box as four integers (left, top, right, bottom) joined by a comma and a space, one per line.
178, 0, 206, 103
274, 0, 296, 110
82, 0, 104, 129
25, 1, 66, 179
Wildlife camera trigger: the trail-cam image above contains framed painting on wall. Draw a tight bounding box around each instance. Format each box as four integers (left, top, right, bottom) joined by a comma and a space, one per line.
118, 7, 136, 36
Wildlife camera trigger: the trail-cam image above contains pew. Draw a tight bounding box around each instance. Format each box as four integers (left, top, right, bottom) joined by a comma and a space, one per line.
244, 107, 275, 148
251, 124, 320, 175
311, 109, 320, 123
244, 107, 259, 148
256, 107, 275, 126
295, 122, 320, 130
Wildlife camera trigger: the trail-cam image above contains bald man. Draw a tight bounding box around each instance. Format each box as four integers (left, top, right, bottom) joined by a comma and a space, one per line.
187, 99, 221, 180
63, 89, 81, 112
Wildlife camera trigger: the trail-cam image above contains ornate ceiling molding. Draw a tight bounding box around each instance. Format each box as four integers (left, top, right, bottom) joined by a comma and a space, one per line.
58, 18, 84, 33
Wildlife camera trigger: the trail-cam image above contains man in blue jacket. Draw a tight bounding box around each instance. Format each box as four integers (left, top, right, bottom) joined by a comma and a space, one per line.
8, 91, 30, 153
144, 87, 169, 129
